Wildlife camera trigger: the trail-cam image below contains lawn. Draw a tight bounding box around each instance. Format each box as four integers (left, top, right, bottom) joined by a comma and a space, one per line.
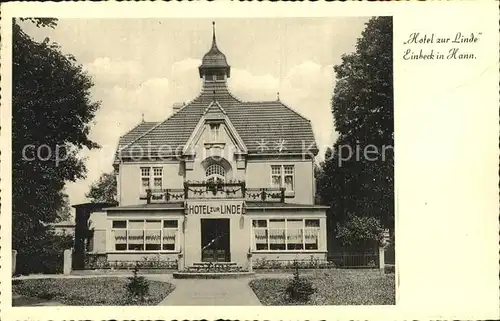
249, 269, 395, 305
12, 277, 175, 306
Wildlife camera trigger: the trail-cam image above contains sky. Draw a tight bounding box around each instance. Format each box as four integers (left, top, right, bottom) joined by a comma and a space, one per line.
20, 17, 370, 210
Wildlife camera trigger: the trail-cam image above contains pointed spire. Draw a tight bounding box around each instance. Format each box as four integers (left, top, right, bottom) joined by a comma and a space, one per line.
199, 21, 230, 78
212, 21, 217, 49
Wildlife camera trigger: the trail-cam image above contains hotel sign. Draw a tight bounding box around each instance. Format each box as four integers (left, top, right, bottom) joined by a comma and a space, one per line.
185, 201, 245, 215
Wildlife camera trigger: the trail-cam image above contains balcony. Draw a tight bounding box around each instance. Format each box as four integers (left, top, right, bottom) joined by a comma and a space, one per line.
141, 181, 286, 204
141, 188, 186, 204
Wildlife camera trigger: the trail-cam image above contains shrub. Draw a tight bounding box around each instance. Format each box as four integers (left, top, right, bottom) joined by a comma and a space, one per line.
285, 264, 315, 303
83, 253, 108, 269
384, 264, 395, 274
336, 214, 384, 250
125, 265, 150, 303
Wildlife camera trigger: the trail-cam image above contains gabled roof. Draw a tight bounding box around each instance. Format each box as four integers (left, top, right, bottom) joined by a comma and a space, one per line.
204, 100, 226, 117
117, 121, 159, 151
117, 81, 318, 159
183, 100, 248, 155
116, 23, 318, 160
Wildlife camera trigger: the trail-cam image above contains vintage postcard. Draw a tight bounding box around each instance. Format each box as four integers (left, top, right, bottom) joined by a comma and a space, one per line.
1, 1, 498, 320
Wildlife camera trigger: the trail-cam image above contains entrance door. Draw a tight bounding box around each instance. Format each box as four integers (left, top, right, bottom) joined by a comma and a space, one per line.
201, 219, 230, 262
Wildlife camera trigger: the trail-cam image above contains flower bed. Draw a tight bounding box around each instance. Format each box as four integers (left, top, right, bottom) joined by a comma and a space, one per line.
12, 277, 175, 306
249, 269, 395, 305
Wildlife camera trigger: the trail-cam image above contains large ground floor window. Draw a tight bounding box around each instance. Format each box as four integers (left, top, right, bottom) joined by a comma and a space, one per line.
111, 219, 179, 252
252, 218, 320, 251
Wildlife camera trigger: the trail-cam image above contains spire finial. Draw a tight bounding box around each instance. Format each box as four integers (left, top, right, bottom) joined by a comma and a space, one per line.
212, 21, 216, 46
277, 92, 280, 101
141, 112, 145, 122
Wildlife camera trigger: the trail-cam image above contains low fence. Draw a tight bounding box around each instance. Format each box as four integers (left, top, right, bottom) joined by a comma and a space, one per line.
252, 252, 379, 270
252, 258, 335, 270
76, 252, 381, 271
327, 252, 379, 269
76, 253, 178, 270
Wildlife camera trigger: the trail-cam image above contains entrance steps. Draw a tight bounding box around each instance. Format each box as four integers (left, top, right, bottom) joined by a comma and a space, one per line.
173, 262, 255, 279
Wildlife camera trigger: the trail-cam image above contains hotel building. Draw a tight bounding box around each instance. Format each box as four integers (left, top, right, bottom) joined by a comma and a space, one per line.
90, 24, 328, 269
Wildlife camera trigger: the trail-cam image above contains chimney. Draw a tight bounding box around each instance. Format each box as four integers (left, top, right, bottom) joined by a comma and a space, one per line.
172, 102, 185, 114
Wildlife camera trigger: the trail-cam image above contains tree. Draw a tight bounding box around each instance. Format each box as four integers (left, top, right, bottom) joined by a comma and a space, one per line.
86, 171, 117, 204
332, 17, 393, 147
56, 193, 73, 222
317, 17, 393, 251
12, 18, 100, 272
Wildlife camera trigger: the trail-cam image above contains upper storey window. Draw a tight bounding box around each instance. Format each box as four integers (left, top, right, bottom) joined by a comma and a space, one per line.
140, 167, 163, 194
210, 124, 221, 142
140, 167, 150, 195
206, 164, 225, 183
271, 165, 294, 192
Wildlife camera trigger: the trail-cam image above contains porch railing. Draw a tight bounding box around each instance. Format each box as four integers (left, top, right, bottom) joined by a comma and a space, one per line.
185, 181, 245, 199
140, 188, 185, 203
245, 187, 285, 202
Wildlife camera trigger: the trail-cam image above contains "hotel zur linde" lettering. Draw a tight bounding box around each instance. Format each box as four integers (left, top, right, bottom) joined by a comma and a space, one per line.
187, 203, 243, 215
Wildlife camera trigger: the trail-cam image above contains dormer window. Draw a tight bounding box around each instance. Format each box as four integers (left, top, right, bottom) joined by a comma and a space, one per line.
210, 123, 221, 142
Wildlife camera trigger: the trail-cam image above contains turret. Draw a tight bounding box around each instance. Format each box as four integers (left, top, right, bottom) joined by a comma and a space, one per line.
198, 21, 231, 81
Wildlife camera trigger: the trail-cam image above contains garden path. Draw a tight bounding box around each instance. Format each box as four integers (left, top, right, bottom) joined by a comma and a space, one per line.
158, 278, 262, 306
